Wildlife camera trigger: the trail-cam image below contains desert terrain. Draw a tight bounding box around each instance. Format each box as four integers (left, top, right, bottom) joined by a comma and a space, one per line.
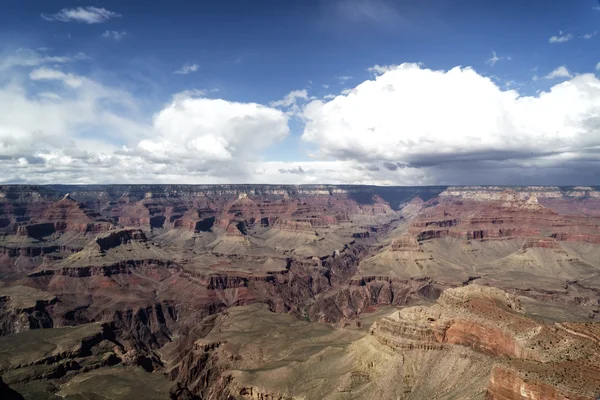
0, 184, 599, 399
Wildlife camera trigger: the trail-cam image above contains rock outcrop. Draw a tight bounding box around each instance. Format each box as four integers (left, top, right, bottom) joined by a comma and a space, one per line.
0, 185, 599, 399
370, 285, 600, 399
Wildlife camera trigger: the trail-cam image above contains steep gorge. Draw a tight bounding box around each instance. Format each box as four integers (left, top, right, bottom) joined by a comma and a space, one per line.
1, 185, 599, 399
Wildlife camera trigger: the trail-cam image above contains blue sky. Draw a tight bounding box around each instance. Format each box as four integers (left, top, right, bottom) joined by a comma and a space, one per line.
1, 0, 600, 184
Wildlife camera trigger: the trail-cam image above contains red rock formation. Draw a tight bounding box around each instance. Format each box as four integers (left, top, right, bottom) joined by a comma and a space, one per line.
370, 286, 600, 399
408, 190, 600, 246
17, 194, 114, 235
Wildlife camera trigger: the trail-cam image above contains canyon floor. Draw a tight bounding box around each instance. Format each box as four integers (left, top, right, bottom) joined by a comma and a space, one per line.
0, 184, 599, 399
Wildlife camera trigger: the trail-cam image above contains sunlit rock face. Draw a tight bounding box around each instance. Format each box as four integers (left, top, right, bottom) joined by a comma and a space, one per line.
0, 185, 599, 399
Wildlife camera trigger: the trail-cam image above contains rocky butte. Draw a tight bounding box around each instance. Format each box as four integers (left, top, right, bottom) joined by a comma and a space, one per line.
0, 184, 599, 399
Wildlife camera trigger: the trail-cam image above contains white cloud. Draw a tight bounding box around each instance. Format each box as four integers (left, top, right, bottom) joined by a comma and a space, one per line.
101, 31, 127, 41
0, 67, 146, 183
5, 51, 600, 185
29, 67, 84, 88
0, 48, 88, 71
323, 94, 336, 99
38, 92, 62, 100
336, 75, 353, 83
584, 31, 598, 39
596, 62, 600, 71
368, 65, 394, 75
0, 55, 291, 184
254, 160, 423, 185
323, 84, 329, 89
368, 63, 425, 76
174, 63, 199, 75
549, 31, 573, 43
544, 66, 572, 79
129, 94, 290, 176
270, 89, 308, 108
41, 7, 120, 24
301, 63, 600, 183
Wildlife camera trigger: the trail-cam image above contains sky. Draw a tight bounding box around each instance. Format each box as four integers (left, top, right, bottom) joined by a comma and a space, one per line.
1, 0, 600, 185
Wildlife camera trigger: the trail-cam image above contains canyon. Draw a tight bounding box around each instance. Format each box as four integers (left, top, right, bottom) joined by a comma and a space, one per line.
0, 184, 599, 399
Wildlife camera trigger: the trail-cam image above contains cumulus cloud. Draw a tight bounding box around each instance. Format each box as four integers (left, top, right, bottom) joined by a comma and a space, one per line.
101, 31, 127, 41
42, 7, 120, 23
544, 66, 572, 79
0, 73, 145, 183
549, 31, 573, 43
301, 63, 600, 184
174, 63, 199, 75
4, 49, 600, 186
125, 93, 290, 178
0, 56, 293, 184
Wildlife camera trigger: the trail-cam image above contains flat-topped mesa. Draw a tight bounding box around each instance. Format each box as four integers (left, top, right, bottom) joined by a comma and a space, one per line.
390, 235, 421, 252
90, 229, 147, 252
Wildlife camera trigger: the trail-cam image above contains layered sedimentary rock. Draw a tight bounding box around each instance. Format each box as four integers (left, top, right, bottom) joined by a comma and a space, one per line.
0, 185, 599, 399
370, 285, 600, 399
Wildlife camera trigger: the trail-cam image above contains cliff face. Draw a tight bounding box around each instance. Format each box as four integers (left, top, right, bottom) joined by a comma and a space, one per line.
368, 285, 600, 399
0, 185, 599, 399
